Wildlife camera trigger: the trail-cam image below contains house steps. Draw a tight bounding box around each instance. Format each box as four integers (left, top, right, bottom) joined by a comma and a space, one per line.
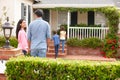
47, 41, 67, 58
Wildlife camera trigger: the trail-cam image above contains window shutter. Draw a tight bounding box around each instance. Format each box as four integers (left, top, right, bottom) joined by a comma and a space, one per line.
21, 3, 24, 19
28, 5, 31, 24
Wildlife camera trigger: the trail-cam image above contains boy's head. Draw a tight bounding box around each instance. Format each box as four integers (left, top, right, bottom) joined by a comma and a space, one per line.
53, 31, 57, 35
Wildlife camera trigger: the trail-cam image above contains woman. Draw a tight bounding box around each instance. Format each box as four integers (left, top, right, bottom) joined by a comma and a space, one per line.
60, 26, 66, 53
16, 19, 28, 55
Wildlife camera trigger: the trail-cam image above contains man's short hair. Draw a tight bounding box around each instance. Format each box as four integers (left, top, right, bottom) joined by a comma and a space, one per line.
34, 9, 43, 17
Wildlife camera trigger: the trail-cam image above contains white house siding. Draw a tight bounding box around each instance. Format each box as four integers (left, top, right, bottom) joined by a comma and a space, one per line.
95, 12, 107, 27
0, 0, 33, 36
78, 12, 88, 25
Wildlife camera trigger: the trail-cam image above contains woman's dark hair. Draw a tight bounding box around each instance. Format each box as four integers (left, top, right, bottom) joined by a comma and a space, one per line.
34, 9, 43, 17
16, 19, 25, 39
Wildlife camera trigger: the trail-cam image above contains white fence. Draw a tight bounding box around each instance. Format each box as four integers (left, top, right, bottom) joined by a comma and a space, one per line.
68, 27, 109, 40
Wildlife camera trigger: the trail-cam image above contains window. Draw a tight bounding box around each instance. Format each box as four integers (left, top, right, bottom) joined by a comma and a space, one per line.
21, 3, 32, 25
71, 11, 77, 26
21, 3, 26, 19
88, 11, 95, 26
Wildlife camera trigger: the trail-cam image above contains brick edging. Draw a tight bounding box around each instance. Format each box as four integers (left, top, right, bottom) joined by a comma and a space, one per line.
0, 73, 6, 80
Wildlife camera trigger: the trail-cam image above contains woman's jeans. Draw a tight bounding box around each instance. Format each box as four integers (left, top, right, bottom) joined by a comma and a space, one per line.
55, 44, 59, 58
60, 40, 65, 53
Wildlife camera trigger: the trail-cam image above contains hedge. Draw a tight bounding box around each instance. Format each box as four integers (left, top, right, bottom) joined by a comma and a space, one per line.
6, 57, 120, 80
67, 38, 102, 49
0, 36, 18, 48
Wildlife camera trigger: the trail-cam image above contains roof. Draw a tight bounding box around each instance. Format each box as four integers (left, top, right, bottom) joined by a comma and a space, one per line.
33, 0, 115, 8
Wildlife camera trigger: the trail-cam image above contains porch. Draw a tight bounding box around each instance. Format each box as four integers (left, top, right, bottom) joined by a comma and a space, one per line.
38, 9, 109, 39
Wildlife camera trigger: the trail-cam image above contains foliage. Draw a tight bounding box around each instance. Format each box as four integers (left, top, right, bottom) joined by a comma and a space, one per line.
67, 38, 102, 49
0, 36, 18, 48
73, 24, 101, 27
101, 33, 119, 58
9, 37, 18, 48
0, 36, 5, 47
6, 57, 120, 80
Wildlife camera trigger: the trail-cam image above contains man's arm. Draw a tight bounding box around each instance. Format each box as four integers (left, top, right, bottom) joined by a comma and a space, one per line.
46, 23, 51, 50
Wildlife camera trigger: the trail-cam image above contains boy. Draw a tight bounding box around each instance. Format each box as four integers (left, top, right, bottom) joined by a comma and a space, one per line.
52, 31, 60, 59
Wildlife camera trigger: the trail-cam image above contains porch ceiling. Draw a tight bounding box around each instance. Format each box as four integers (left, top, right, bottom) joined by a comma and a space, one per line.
33, 0, 115, 8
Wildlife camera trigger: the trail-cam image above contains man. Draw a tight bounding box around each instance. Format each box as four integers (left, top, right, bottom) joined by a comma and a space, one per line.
27, 9, 51, 57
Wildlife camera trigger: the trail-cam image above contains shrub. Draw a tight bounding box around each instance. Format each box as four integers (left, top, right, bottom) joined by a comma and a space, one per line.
9, 37, 18, 48
101, 33, 119, 58
67, 38, 102, 49
0, 36, 5, 47
75, 23, 87, 27
0, 36, 18, 48
6, 57, 120, 80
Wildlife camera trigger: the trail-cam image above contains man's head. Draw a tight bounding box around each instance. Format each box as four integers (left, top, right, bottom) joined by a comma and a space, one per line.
34, 9, 43, 19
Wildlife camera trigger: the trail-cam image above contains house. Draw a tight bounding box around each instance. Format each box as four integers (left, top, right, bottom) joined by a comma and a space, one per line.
0, 0, 120, 37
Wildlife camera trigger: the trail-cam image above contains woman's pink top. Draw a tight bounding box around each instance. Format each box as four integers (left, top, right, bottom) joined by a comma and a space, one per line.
18, 29, 28, 51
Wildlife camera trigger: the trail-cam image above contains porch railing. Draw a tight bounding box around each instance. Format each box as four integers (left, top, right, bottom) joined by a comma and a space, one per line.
68, 27, 109, 40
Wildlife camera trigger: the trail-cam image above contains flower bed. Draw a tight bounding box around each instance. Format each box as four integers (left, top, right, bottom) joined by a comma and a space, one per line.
101, 33, 119, 58
5, 57, 120, 80
67, 38, 102, 55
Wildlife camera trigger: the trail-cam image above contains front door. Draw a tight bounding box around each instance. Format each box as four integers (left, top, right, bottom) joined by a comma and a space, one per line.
71, 11, 77, 26
88, 11, 94, 26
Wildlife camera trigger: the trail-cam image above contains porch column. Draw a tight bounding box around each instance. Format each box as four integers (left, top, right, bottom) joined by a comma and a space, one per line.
67, 11, 70, 39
